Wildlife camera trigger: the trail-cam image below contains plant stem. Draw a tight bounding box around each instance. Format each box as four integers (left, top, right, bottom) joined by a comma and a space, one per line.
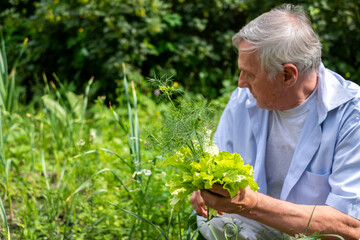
178, 212, 182, 240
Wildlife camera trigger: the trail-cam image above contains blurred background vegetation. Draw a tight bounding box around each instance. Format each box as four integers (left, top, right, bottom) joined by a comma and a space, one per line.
1, 0, 359, 104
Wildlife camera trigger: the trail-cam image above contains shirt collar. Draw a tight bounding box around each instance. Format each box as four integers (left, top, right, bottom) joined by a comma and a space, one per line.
316, 63, 356, 124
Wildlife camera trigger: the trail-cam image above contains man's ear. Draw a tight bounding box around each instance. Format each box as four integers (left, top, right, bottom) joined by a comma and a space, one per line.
282, 63, 298, 88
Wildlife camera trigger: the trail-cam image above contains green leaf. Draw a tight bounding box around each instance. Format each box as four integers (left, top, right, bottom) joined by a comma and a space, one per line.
0, 197, 10, 239
66, 91, 83, 118
165, 150, 259, 211
119, 207, 169, 240
42, 95, 67, 123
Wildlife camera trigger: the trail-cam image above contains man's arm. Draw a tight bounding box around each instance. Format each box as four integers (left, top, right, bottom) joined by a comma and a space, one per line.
191, 185, 360, 239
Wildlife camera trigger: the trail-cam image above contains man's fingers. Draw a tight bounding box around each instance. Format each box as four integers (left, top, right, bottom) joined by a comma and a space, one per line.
190, 191, 207, 218
208, 184, 231, 197
200, 189, 218, 209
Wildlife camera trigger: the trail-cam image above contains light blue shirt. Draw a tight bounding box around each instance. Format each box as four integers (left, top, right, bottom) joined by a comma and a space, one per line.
214, 63, 360, 220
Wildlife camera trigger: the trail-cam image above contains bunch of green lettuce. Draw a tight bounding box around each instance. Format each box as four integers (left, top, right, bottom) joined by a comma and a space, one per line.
164, 147, 259, 212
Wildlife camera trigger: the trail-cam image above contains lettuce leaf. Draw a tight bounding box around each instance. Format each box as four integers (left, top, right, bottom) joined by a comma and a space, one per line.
164, 149, 259, 211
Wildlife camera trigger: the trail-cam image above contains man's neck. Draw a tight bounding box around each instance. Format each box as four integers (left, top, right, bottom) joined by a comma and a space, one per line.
278, 71, 318, 111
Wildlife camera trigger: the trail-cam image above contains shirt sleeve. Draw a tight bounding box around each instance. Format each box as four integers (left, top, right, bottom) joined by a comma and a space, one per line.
326, 101, 360, 220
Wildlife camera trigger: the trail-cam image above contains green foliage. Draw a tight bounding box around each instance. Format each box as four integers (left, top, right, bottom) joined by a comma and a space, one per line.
304, 0, 360, 81
148, 75, 258, 221
2, 0, 358, 102
0, 54, 180, 238
165, 149, 259, 212
148, 75, 215, 157
0, 31, 27, 112
0, 196, 10, 240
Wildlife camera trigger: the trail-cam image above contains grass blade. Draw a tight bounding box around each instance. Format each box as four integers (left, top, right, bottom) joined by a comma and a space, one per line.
122, 63, 141, 174
0, 33, 27, 112
100, 148, 133, 170
304, 205, 317, 235
178, 212, 182, 240
0, 31, 7, 108
66, 168, 131, 202
119, 207, 169, 240
298, 234, 344, 240
5, 158, 11, 180
4, 123, 19, 147
68, 150, 97, 161
185, 211, 202, 240
207, 223, 221, 240
131, 80, 141, 172
301, 206, 345, 240
0, 196, 10, 240
0, 109, 5, 169
110, 106, 128, 134
81, 76, 93, 121
84, 208, 122, 233
77, 76, 93, 138
57, 150, 96, 189
42, 95, 67, 123
41, 150, 50, 190
86, 189, 108, 200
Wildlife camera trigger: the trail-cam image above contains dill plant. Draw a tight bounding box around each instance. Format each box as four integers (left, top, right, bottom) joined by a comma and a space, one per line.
148, 75, 212, 156
148, 75, 259, 220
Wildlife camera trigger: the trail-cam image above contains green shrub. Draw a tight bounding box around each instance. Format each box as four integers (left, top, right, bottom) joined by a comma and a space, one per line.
1, 0, 359, 102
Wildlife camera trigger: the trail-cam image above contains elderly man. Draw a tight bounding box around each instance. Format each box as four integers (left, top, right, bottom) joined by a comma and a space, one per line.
190, 4, 360, 239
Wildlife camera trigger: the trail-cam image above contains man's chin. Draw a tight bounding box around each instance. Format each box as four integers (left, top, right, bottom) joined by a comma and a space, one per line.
256, 102, 272, 110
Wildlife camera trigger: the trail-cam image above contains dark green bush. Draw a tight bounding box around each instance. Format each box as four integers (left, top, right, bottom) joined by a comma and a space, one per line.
1, 0, 359, 102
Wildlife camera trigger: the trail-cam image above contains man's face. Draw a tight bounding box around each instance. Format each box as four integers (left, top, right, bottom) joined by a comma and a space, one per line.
237, 41, 284, 110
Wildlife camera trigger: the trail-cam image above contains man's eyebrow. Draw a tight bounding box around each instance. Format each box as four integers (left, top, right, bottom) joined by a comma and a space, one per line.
239, 67, 256, 75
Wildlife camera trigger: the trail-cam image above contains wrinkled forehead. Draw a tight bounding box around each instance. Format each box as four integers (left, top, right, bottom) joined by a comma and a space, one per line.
237, 41, 261, 72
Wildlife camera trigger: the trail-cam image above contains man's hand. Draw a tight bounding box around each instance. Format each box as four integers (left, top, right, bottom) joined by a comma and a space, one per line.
190, 190, 207, 218
190, 189, 225, 218
199, 184, 258, 215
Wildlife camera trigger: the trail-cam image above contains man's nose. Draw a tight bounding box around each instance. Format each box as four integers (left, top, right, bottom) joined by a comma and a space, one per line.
238, 72, 249, 88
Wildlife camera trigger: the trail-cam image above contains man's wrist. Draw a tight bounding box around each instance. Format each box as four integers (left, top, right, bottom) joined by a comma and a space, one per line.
236, 188, 259, 215
245, 189, 259, 215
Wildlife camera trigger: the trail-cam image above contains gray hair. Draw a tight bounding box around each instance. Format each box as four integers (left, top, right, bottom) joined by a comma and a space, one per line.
232, 4, 322, 80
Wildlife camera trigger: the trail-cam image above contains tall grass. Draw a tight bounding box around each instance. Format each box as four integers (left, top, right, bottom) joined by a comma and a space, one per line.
0, 35, 176, 239
66, 63, 187, 239
41, 73, 94, 187
0, 196, 10, 240
0, 31, 27, 113
0, 34, 27, 239
0, 109, 13, 238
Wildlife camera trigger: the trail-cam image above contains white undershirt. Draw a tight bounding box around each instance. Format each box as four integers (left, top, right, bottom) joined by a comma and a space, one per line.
265, 89, 317, 199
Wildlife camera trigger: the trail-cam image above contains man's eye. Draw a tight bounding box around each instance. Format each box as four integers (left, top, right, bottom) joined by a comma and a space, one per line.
240, 70, 255, 80
246, 72, 254, 79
